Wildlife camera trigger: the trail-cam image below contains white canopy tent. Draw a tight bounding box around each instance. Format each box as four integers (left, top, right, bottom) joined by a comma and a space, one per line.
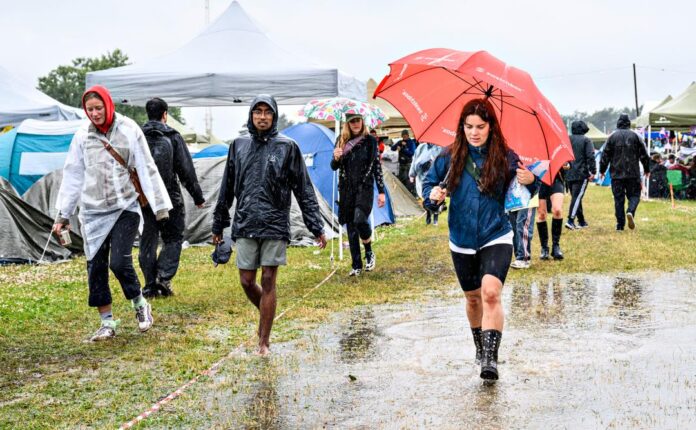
0, 67, 83, 127
86, 1, 365, 107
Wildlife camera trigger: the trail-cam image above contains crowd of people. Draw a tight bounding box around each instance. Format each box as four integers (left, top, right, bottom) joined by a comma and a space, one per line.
53, 85, 682, 382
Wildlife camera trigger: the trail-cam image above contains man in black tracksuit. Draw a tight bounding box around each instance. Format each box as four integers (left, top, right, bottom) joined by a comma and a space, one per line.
140, 98, 205, 297
565, 120, 597, 229
211, 94, 327, 356
599, 114, 650, 231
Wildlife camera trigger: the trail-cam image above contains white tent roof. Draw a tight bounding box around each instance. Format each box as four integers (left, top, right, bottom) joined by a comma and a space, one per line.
0, 67, 83, 127
86, 1, 365, 107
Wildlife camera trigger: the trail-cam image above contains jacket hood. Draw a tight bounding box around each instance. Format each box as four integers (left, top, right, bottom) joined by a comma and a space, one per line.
247, 94, 279, 138
616, 114, 631, 129
571, 120, 589, 135
82, 85, 115, 134
142, 119, 176, 137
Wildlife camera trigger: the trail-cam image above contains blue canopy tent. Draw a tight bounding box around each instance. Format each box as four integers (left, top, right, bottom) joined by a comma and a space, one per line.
0, 119, 83, 195
282, 122, 395, 226
191, 143, 229, 159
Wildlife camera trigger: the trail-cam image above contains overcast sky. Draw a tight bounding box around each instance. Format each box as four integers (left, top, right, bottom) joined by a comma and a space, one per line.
4, 0, 696, 139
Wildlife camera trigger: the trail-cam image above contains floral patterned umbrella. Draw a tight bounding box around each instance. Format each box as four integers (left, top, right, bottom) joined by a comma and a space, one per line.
298, 97, 388, 129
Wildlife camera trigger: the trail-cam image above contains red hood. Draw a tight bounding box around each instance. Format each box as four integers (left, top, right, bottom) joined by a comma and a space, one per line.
82, 85, 115, 134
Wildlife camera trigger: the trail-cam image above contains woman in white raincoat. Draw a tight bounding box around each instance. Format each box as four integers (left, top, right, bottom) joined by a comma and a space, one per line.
52, 85, 172, 342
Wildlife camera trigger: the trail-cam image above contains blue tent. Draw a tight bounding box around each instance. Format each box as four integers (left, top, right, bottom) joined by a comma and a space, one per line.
0, 119, 83, 195
191, 143, 229, 158
282, 122, 395, 226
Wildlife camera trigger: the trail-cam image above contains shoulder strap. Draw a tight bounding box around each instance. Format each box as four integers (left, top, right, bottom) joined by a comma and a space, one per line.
465, 154, 481, 183
98, 138, 129, 170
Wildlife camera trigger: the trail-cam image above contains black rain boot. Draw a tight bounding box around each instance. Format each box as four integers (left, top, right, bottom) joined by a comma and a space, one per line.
471, 327, 483, 365
537, 221, 550, 260
551, 218, 564, 260
480, 329, 502, 381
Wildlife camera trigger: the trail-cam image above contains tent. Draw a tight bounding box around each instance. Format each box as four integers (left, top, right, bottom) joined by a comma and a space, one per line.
192, 143, 229, 159
0, 186, 82, 264
649, 82, 696, 128
0, 66, 83, 127
282, 122, 418, 226
632, 95, 672, 128
86, 1, 364, 107
0, 119, 83, 195
586, 122, 608, 148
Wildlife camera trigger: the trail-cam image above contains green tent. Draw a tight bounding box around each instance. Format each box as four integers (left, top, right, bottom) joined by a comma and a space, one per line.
632, 95, 672, 128
649, 82, 696, 127
586, 122, 608, 148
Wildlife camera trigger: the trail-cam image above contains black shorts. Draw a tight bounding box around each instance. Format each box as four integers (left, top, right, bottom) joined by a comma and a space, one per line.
539, 176, 564, 199
451, 244, 513, 292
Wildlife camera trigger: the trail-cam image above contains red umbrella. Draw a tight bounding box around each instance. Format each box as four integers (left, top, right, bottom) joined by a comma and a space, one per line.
374, 48, 574, 184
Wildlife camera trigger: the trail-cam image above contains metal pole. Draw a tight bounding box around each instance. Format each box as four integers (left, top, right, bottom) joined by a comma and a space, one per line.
633, 63, 640, 117
335, 118, 343, 261
204, 0, 213, 139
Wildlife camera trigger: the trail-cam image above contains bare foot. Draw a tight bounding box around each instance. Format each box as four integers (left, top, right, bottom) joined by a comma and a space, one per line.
257, 345, 270, 357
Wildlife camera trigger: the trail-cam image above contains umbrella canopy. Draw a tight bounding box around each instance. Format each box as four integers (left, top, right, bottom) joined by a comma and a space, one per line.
299, 97, 388, 129
374, 48, 573, 184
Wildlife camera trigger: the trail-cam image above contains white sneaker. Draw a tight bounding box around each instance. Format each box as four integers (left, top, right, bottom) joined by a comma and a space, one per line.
348, 268, 362, 277
365, 252, 376, 271
90, 321, 117, 342
510, 259, 530, 269
627, 212, 635, 230
135, 302, 153, 332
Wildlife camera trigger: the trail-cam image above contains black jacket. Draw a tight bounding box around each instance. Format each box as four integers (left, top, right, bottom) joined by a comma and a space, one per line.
566, 121, 597, 182
212, 95, 324, 241
599, 114, 649, 180
141, 120, 204, 208
330, 134, 385, 225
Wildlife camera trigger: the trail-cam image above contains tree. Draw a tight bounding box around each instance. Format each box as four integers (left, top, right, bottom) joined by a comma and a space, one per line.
276, 113, 295, 131
562, 106, 638, 134
38, 49, 184, 125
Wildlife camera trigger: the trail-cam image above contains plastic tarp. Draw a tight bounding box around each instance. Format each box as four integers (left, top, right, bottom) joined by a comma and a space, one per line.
0, 119, 83, 195
0, 187, 82, 264
0, 66, 83, 127
86, 1, 364, 107
192, 143, 229, 159
649, 83, 696, 127
282, 122, 403, 226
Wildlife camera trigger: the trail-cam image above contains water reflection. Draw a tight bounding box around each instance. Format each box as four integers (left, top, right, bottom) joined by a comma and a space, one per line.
241, 360, 280, 430
610, 277, 652, 335
339, 308, 377, 363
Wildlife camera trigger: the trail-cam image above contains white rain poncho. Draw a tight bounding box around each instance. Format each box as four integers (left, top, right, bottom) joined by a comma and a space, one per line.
57, 114, 172, 260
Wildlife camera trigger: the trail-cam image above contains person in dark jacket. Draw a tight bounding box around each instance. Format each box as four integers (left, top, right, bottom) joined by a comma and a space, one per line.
648, 153, 669, 198
212, 95, 327, 356
565, 120, 597, 229
599, 114, 650, 230
423, 98, 538, 381
140, 98, 205, 298
391, 129, 417, 195
331, 113, 386, 276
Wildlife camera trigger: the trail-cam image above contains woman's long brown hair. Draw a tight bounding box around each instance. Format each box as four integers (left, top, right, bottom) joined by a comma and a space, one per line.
446, 98, 511, 194
337, 118, 367, 148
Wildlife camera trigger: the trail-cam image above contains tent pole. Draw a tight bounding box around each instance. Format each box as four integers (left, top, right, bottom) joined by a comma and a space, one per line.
645, 125, 652, 199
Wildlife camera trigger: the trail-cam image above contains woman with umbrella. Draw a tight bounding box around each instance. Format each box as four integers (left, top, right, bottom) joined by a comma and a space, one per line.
331, 113, 386, 276
423, 98, 538, 381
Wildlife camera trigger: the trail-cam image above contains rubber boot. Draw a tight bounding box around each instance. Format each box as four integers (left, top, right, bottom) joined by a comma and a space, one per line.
480, 329, 502, 381
551, 218, 564, 260
471, 327, 483, 365
537, 221, 550, 260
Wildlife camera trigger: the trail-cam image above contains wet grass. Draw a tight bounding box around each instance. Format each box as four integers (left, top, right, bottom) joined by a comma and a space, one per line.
0, 186, 694, 428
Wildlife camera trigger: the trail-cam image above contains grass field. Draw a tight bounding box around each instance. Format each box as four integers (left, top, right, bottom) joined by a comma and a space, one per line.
1, 186, 695, 428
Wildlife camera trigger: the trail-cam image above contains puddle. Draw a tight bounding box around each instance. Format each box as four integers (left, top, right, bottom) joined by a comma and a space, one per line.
193, 271, 696, 429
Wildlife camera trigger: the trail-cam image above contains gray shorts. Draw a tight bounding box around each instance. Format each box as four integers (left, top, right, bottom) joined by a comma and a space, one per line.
235, 238, 287, 270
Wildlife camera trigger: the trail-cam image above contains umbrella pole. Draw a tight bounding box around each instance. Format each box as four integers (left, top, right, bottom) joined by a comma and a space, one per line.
334, 118, 343, 261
